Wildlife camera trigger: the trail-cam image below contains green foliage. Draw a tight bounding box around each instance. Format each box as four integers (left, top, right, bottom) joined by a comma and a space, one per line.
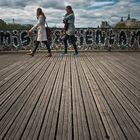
0, 19, 7, 29
0, 19, 33, 30
115, 22, 127, 28
131, 23, 140, 28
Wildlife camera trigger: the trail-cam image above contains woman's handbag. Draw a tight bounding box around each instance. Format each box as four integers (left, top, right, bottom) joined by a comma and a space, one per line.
45, 21, 52, 43
46, 27, 52, 43
63, 19, 69, 31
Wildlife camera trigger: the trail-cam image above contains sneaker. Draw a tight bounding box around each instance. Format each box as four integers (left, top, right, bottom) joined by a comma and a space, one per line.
73, 52, 79, 56
27, 52, 34, 56
108, 47, 111, 52
47, 54, 52, 57
62, 52, 68, 55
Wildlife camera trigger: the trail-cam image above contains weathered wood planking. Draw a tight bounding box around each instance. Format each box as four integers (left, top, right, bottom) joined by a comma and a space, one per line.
0, 52, 140, 140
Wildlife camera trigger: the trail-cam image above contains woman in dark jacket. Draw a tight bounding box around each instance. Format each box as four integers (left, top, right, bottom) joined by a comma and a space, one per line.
63, 6, 78, 55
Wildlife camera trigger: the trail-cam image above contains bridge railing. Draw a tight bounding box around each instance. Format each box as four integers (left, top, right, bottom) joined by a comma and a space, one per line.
0, 28, 140, 51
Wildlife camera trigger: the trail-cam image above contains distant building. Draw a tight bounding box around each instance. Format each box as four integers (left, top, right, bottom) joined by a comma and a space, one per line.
125, 14, 137, 27
135, 21, 140, 28
118, 14, 139, 28
100, 21, 110, 28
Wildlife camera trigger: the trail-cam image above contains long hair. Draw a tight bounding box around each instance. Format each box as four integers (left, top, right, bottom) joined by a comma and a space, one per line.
66, 5, 74, 14
36, 8, 46, 19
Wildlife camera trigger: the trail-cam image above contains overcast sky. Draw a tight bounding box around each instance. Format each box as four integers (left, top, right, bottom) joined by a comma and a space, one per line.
0, 0, 140, 27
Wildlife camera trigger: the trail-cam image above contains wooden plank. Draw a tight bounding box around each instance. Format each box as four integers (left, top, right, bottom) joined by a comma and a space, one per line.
0, 52, 139, 140
119, 52, 140, 65
71, 55, 85, 140
0, 55, 45, 104
0, 60, 28, 81
107, 52, 140, 78
91, 53, 140, 131
86, 53, 140, 140
99, 64, 140, 134
0, 55, 50, 138
0, 54, 28, 71
14, 54, 60, 140
100, 58, 140, 110
20, 55, 62, 140
0, 61, 23, 78
56, 55, 72, 140
101, 53, 140, 98
82, 54, 125, 140
105, 53, 140, 88
93, 52, 140, 96
62, 55, 72, 140
0, 58, 36, 90
0, 55, 42, 90
75, 55, 107, 140
0, 55, 45, 110
72, 55, 92, 140
38, 54, 66, 140
45, 55, 66, 140
124, 52, 140, 61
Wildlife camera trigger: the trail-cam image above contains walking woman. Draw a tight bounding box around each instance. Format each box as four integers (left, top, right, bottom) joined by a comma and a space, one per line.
63, 6, 78, 55
28, 8, 52, 57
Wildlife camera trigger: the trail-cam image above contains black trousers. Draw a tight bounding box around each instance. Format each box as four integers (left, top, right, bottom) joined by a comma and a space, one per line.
33, 41, 51, 54
63, 34, 78, 53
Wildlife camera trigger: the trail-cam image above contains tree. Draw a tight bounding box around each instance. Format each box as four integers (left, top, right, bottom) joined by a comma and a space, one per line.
0, 19, 7, 30
131, 22, 140, 28
6, 23, 33, 30
0, 19, 33, 30
115, 22, 127, 28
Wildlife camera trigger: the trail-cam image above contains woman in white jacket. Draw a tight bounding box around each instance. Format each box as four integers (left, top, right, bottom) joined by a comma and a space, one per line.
28, 8, 52, 57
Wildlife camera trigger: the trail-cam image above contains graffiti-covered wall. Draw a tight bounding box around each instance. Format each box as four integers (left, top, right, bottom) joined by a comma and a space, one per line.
0, 28, 140, 50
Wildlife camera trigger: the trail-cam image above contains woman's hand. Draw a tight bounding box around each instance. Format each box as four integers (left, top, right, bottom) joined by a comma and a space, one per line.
28, 29, 32, 36
28, 29, 32, 33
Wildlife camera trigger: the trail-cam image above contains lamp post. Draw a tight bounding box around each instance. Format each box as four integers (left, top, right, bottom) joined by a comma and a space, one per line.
13, 18, 15, 25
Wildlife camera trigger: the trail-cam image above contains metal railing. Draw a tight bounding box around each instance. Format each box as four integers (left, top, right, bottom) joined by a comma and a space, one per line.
0, 28, 140, 51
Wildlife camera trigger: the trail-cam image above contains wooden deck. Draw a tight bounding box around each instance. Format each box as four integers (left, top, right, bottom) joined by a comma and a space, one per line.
0, 52, 140, 140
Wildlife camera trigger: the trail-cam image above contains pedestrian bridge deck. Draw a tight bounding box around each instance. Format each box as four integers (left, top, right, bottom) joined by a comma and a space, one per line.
0, 52, 140, 140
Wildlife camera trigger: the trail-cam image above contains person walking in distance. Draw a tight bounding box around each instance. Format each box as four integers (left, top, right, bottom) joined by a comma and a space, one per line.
63, 6, 78, 55
28, 8, 52, 57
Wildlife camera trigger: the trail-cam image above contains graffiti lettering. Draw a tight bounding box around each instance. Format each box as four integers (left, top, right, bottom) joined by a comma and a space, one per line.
0, 28, 140, 50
